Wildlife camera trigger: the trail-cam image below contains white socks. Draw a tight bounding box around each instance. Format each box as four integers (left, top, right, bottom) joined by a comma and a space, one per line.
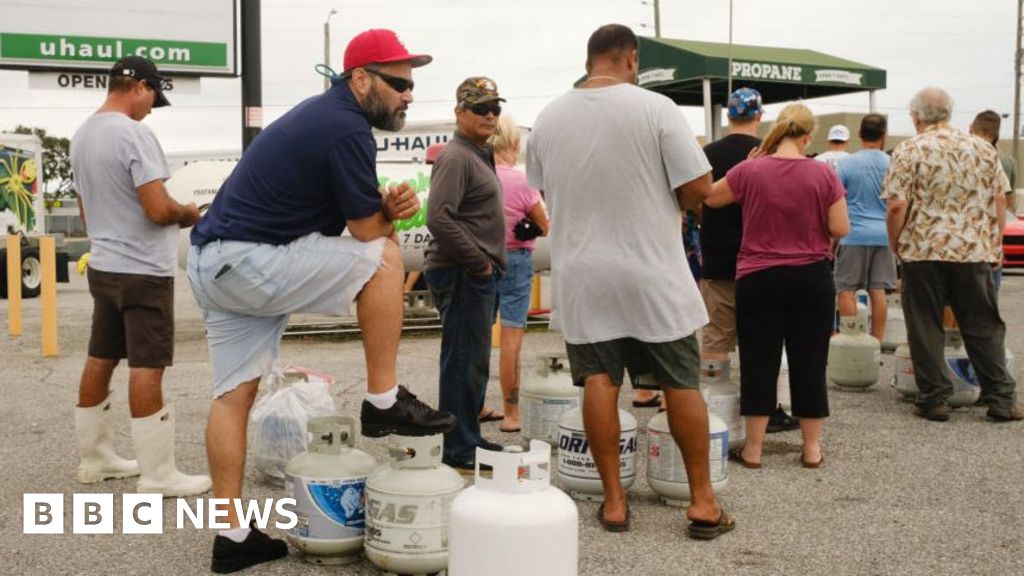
365, 386, 399, 410
220, 526, 251, 543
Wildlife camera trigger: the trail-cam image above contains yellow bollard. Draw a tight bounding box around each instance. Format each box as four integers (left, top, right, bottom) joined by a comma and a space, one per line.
530, 274, 542, 312
40, 236, 58, 357
491, 312, 501, 348
6, 235, 21, 336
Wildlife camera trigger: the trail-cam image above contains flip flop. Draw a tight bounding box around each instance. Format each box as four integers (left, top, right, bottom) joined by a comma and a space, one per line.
632, 393, 662, 408
729, 446, 762, 469
500, 426, 521, 433
687, 508, 736, 540
597, 502, 630, 532
802, 452, 824, 469
478, 409, 504, 423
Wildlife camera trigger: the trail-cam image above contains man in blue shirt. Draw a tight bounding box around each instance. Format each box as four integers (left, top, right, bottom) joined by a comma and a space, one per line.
835, 114, 896, 340
188, 29, 456, 573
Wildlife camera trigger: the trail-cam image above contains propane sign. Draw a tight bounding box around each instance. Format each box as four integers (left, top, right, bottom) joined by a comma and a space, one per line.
0, 0, 236, 76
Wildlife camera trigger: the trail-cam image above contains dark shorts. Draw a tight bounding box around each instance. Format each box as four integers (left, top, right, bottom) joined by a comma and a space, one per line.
564, 333, 700, 390
87, 267, 174, 368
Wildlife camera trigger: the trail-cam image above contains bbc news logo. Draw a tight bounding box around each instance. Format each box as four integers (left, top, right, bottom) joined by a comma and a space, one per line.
23, 494, 297, 534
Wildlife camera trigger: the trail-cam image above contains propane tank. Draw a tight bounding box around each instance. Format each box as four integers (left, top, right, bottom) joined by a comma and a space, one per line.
879, 293, 907, 351
701, 359, 744, 449
827, 315, 881, 390
364, 434, 465, 576
892, 330, 1015, 407
777, 351, 792, 413
556, 407, 637, 501
521, 355, 580, 445
285, 416, 377, 565
449, 441, 578, 576
646, 407, 729, 506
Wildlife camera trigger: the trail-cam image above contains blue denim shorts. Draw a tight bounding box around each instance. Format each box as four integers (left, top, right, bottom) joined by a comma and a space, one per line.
187, 233, 385, 397
497, 248, 533, 328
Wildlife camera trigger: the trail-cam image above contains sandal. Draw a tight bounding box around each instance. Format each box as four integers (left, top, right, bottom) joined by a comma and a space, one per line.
687, 508, 736, 540
632, 393, 663, 408
478, 409, 504, 423
802, 451, 824, 469
597, 502, 630, 532
729, 446, 762, 469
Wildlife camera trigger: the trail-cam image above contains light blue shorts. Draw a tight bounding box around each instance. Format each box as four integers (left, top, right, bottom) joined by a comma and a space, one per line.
187, 233, 385, 398
497, 248, 533, 329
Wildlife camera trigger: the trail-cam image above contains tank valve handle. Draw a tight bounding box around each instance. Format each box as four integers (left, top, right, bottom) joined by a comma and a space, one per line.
548, 356, 564, 372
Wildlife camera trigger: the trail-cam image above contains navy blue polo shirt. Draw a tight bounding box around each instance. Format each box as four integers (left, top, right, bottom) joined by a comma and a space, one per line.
191, 80, 381, 247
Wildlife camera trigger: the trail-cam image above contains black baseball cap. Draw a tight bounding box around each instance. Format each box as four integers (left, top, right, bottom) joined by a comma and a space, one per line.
110, 56, 170, 108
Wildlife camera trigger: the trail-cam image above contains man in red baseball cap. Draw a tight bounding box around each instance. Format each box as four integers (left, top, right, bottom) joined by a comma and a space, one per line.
189, 29, 455, 573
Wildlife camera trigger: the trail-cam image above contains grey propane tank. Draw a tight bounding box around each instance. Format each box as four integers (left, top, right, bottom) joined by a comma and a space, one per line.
827, 315, 881, 390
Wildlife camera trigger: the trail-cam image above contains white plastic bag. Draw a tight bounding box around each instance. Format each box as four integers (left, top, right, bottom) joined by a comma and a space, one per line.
251, 364, 337, 484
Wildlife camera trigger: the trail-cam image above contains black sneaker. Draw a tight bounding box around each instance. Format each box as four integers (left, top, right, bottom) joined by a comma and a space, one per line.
766, 405, 800, 433
361, 385, 457, 438
479, 440, 504, 452
913, 402, 951, 422
211, 522, 288, 574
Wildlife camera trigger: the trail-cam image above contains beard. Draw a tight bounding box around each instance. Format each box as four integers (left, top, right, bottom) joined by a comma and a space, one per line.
363, 84, 407, 131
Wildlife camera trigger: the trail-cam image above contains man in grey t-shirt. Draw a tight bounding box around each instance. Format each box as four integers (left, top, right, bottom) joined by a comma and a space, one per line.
527, 24, 733, 538
70, 56, 208, 497
424, 76, 507, 470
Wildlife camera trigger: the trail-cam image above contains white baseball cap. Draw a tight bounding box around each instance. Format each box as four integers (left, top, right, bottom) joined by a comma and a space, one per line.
827, 125, 850, 142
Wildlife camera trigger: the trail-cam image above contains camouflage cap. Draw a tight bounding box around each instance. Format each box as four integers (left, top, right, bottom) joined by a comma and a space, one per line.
456, 76, 506, 107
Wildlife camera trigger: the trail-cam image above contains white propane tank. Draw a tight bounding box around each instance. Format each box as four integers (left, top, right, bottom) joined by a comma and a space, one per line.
521, 355, 580, 445
449, 441, 578, 576
285, 416, 377, 565
164, 160, 235, 269
827, 315, 881, 390
701, 358, 744, 450
556, 407, 637, 501
892, 330, 1015, 407
880, 293, 907, 351
777, 351, 792, 412
364, 434, 466, 576
646, 408, 729, 506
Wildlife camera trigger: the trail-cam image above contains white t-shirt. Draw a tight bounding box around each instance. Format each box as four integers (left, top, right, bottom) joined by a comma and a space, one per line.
814, 150, 849, 171
71, 112, 174, 276
526, 83, 711, 344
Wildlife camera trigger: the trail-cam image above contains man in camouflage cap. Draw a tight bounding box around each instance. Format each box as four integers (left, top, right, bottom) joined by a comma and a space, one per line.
424, 76, 508, 471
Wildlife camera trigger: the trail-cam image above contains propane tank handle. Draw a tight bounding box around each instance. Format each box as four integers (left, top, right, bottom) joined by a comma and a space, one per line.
387, 447, 415, 461
475, 440, 552, 493
306, 416, 354, 454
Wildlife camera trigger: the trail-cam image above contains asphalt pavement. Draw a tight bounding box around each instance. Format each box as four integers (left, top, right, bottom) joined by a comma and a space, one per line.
1, 267, 1022, 576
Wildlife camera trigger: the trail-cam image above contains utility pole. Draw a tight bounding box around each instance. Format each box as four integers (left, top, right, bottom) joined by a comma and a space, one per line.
323, 9, 338, 91
1014, 0, 1022, 180
654, 0, 661, 37
241, 0, 262, 150
727, 0, 734, 97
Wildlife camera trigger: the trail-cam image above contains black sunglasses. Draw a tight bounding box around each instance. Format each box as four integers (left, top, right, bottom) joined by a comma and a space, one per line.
363, 68, 414, 93
468, 102, 501, 117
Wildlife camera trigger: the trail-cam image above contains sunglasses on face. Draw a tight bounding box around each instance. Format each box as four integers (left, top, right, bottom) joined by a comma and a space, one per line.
364, 68, 414, 93
467, 102, 501, 117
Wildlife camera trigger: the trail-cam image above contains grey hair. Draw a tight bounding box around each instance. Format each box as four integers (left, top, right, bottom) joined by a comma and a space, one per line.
909, 87, 953, 124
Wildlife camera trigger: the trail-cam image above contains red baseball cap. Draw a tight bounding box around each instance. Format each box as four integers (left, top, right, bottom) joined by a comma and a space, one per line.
343, 29, 432, 72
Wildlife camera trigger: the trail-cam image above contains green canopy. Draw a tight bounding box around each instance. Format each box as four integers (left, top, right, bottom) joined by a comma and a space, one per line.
637, 36, 886, 106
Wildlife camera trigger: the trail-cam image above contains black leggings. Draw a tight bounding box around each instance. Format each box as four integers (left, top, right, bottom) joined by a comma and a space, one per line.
735, 260, 834, 418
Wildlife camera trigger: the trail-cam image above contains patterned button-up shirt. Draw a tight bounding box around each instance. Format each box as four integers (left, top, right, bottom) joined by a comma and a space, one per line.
882, 125, 1010, 263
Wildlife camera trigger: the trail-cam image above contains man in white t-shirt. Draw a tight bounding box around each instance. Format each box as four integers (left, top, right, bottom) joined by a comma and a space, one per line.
71, 56, 209, 497
815, 124, 851, 169
527, 24, 734, 539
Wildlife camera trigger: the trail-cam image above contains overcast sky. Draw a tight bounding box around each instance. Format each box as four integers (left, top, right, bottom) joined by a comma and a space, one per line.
0, 0, 1017, 154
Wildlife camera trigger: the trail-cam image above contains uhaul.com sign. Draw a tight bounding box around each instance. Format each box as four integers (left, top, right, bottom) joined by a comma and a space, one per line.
0, 34, 228, 72
23, 494, 297, 534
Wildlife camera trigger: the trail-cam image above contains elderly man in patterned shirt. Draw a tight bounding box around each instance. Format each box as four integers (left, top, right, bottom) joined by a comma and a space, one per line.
882, 87, 1022, 423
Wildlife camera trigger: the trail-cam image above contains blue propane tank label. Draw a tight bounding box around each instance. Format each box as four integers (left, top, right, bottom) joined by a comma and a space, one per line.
286, 474, 367, 540
558, 429, 636, 480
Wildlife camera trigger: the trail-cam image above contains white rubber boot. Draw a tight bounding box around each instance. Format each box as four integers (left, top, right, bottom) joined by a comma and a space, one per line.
131, 405, 212, 497
75, 398, 140, 483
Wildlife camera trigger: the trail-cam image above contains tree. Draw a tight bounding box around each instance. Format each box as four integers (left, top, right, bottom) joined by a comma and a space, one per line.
8, 125, 76, 202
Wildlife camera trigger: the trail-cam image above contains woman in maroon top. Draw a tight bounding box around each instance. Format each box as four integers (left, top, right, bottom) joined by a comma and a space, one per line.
705, 103, 849, 469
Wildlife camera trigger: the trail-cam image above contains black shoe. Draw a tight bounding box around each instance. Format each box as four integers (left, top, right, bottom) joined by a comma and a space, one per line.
986, 404, 1024, 422
211, 523, 288, 574
361, 385, 457, 438
479, 440, 504, 452
913, 402, 951, 422
766, 405, 799, 433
